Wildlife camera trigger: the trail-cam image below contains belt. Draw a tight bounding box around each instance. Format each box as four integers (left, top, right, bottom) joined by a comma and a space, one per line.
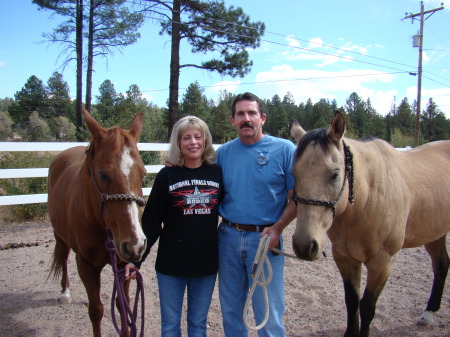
224, 220, 273, 232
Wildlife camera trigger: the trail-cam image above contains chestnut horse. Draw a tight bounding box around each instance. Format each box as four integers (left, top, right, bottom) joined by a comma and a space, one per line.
47, 109, 147, 336
289, 112, 450, 337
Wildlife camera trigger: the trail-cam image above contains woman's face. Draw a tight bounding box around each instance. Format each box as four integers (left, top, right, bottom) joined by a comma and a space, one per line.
179, 127, 205, 167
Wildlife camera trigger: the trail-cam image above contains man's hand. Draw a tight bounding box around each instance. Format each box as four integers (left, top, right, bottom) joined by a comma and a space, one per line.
261, 225, 281, 250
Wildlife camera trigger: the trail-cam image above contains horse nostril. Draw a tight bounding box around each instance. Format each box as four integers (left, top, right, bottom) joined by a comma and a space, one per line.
120, 241, 131, 259
310, 240, 319, 258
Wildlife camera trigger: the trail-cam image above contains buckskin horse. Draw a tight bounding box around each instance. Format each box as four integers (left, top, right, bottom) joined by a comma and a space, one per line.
289, 112, 450, 337
47, 109, 147, 336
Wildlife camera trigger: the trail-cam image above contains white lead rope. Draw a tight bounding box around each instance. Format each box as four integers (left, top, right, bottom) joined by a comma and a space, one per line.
243, 234, 326, 331
243, 234, 273, 331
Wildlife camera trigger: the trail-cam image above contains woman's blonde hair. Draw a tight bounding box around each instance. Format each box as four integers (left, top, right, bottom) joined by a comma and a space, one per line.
166, 116, 216, 167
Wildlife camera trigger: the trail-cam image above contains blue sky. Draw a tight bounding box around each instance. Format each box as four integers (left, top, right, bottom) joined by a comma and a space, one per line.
1, 0, 450, 118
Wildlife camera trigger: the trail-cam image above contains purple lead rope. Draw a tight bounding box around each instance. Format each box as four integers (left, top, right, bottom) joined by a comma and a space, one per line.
105, 233, 145, 337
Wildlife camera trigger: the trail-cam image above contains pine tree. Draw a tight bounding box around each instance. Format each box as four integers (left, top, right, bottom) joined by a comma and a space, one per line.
140, 0, 265, 139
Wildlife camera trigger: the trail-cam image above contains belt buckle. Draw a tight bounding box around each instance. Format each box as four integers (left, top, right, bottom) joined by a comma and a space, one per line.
235, 223, 244, 231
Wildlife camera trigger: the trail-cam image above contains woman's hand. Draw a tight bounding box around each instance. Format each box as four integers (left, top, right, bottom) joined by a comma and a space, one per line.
124, 263, 139, 281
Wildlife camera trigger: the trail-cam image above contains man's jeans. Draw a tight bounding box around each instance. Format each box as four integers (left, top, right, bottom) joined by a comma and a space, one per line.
218, 221, 285, 337
157, 272, 217, 337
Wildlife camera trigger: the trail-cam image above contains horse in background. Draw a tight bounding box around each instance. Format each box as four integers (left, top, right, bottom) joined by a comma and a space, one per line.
47, 109, 147, 336
289, 112, 449, 337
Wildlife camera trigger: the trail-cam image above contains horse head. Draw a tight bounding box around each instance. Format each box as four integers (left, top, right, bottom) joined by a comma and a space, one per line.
290, 111, 351, 261
84, 109, 147, 263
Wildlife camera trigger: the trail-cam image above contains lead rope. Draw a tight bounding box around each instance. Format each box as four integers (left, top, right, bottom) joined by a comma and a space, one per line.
105, 231, 145, 337
243, 234, 272, 331
243, 234, 326, 331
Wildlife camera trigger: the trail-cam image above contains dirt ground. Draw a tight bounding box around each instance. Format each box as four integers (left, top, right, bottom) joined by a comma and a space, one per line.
0, 220, 449, 337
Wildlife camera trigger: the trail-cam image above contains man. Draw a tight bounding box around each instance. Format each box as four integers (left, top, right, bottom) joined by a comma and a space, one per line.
216, 92, 297, 337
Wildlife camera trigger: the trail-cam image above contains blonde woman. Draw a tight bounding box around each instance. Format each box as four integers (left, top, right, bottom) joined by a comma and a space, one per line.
127, 116, 223, 337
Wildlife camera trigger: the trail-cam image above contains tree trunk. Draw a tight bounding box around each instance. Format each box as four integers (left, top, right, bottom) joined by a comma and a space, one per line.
167, 0, 181, 141
76, 0, 84, 141
85, 0, 94, 114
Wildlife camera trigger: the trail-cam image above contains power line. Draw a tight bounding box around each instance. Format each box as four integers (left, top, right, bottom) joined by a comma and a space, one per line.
141, 71, 408, 93
130, 1, 418, 73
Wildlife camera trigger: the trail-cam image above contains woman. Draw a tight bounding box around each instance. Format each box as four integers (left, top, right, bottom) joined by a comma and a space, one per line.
126, 116, 223, 337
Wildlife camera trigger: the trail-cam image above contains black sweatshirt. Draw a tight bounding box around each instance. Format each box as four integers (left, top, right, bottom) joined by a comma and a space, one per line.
136, 163, 223, 277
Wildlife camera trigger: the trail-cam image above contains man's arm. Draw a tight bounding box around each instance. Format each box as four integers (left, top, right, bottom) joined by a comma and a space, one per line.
261, 189, 297, 250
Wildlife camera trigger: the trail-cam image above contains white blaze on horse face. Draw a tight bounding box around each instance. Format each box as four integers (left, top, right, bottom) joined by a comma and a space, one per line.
120, 146, 134, 178
120, 147, 146, 248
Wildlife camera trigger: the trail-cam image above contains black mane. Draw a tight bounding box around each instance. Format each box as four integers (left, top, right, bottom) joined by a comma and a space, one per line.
295, 128, 330, 159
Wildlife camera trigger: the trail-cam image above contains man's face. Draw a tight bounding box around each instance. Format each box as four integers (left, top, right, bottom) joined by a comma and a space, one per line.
230, 100, 266, 144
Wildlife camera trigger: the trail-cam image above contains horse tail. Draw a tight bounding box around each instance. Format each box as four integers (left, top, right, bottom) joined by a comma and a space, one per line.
46, 237, 69, 282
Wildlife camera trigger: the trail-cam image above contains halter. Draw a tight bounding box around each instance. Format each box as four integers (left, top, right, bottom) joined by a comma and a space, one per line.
292, 141, 354, 216
86, 147, 147, 209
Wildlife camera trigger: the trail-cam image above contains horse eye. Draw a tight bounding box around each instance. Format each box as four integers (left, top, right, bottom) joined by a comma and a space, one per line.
99, 171, 109, 182
331, 172, 339, 182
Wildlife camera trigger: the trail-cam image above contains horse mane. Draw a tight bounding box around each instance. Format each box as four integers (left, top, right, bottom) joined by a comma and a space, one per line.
295, 129, 388, 160
295, 128, 330, 160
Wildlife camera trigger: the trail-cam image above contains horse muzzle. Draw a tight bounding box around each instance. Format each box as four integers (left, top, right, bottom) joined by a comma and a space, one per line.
292, 236, 321, 261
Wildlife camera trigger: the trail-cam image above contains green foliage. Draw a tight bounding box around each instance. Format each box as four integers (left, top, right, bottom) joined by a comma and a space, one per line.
0, 152, 55, 222
55, 116, 77, 141
421, 98, 449, 141
9, 75, 49, 126
179, 81, 212, 123
210, 91, 235, 143
24, 111, 52, 141
158, 0, 265, 77
390, 128, 416, 148
0, 110, 13, 140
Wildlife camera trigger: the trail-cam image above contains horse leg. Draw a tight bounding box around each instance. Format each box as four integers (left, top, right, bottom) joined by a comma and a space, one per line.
76, 253, 104, 337
332, 247, 362, 337
417, 235, 449, 326
50, 235, 72, 304
360, 252, 391, 337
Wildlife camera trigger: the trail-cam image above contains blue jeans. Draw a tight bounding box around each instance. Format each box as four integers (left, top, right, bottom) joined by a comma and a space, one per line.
156, 272, 217, 337
218, 221, 285, 337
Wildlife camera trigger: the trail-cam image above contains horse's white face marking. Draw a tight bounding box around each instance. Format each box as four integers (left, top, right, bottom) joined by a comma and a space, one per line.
120, 146, 134, 178
120, 147, 146, 249
128, 203, 146, 251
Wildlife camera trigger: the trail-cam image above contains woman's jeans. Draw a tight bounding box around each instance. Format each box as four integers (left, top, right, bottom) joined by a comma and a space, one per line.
156, 272, 217, 337
218, 221, 285, 337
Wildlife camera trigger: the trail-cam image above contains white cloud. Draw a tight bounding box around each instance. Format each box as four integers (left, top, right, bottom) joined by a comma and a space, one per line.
285, 35, 300, 48
406, 86, 450, 118
206, 80, 241, 99
308, 38, 323, 49
0, 61, 5, 67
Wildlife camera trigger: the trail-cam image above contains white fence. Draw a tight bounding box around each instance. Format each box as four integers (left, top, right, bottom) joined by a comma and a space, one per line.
0, 142, 409, 206
0, 142, 172, 206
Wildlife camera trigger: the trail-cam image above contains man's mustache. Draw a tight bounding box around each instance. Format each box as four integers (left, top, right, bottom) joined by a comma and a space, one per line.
240, 122, 253, 129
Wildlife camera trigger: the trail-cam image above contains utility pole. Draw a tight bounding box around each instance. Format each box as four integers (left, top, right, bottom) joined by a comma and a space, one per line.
403, 2, 444, 146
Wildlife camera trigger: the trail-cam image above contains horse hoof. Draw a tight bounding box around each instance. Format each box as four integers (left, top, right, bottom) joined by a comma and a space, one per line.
59, 289, 72, 304
416, 311, 435, 326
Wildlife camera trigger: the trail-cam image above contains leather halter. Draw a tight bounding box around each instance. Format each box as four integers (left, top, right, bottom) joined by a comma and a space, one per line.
86, 147, 147, 209
292, 141, 354, 216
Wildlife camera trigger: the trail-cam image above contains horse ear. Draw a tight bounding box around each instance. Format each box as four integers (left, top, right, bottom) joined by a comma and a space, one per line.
290, 119, 306, 142
83, 108, 106, 139
128, 113, 144, 141
328, 111, 346, 144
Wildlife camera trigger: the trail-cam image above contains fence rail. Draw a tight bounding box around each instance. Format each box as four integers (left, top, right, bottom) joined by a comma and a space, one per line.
0, 142, 408, 207
0, 142, 172, 206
